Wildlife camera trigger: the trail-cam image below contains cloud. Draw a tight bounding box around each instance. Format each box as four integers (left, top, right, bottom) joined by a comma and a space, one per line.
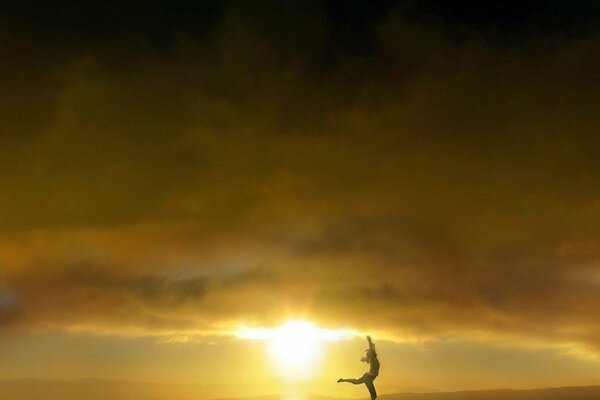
0, 1, 599, 357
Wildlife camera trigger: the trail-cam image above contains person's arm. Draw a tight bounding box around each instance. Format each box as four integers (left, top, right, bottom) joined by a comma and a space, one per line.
367, 335, 377, 356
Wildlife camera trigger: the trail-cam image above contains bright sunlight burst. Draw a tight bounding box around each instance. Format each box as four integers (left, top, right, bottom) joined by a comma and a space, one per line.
236, 320, 356, 380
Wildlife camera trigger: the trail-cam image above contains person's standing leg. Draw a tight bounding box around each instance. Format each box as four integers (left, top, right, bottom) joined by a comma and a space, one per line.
364, 375, 377, 400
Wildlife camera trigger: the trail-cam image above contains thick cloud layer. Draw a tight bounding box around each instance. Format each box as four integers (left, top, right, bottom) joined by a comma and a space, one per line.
1, 1, 600, 355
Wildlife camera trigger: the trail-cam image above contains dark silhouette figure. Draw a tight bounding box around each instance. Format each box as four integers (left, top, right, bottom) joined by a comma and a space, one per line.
338, 335, 380, 400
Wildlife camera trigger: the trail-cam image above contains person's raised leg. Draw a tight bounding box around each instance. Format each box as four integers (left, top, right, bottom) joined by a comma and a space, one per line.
337, 375, 366, 385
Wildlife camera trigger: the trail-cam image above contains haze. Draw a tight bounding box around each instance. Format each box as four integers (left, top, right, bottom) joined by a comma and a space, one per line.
1, 1, 600, 399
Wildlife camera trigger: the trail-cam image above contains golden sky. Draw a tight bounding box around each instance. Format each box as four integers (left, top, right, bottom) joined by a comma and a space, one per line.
1, 1, 600, 398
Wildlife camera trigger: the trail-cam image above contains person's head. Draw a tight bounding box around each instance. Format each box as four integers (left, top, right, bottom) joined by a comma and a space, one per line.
360, 349, 372, 363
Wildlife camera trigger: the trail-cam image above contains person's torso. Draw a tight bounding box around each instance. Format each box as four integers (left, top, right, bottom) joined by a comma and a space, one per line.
369, 356, 380, 376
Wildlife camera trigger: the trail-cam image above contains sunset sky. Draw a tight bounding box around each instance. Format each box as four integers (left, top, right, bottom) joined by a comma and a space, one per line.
1, 1, 600, 398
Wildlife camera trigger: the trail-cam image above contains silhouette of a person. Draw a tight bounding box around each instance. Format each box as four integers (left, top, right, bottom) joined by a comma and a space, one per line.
338, 335, 380, 400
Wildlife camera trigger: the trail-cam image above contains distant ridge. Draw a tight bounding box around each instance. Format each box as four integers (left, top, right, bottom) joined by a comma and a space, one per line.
378, 385, 600, 400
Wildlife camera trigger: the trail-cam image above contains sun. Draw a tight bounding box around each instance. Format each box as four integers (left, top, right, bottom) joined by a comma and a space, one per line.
269, 321, 321, 368
236, 320, 356, 380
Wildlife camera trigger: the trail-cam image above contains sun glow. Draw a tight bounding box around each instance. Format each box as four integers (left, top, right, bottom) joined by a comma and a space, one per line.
236, 320, 356, 380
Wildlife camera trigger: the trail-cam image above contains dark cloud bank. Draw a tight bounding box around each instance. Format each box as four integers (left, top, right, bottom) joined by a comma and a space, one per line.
1, 1, 600, 352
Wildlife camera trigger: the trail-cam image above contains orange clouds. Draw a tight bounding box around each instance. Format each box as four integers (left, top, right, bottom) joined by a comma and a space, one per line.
0, 2, 600, 362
